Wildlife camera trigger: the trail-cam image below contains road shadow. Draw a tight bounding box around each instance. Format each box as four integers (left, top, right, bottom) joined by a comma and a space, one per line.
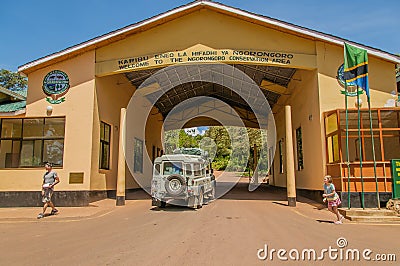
37, 213, 57, 219
316, 219, 334, 224
125, 189, 152, 200
272, 201, 288, 207
150, 198, 216, 212
150, 205, 196, 212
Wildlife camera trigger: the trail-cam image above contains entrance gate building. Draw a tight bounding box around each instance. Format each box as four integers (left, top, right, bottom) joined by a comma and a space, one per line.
1, 1, 399, 207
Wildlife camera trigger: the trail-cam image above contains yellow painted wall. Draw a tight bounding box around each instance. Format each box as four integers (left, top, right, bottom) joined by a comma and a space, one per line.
123, 92, 164, 190
272, 110, 286, 188
273, 69, 324, 190
91, 75, 163, 191
96, 9, 316, 65
316, 41, 398, 112
0, 52, 95, 191
143, 107, 164, 188
90, 74, 136, 191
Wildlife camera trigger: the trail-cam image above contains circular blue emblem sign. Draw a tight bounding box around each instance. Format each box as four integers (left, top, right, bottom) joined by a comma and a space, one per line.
336, 63, 362, 97
42, 70, 70, 104
337, 64, 356, 88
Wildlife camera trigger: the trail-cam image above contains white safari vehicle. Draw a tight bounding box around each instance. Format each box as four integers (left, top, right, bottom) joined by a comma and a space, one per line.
151, 149, 216, 209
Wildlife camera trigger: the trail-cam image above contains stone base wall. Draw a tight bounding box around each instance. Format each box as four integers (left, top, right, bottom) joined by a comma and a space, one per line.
0, 190, 108, 207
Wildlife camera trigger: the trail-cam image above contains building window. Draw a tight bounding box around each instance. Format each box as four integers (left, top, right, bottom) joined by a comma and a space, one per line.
100, 121, 111, 170
279, 139, 284, 174
134, 138, 143, 173
0, 117, 65, 168
325, 112, 341, 163
296, 127, 304, 170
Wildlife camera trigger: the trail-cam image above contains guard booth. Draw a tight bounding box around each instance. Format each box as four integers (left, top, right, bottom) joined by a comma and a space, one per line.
325, 108, 400, 207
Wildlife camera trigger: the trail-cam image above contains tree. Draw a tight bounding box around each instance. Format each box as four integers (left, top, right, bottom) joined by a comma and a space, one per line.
178, 129, 198, 148
164, 129, 199, 154
0, 69, 27, 90
163, 130, 180, 154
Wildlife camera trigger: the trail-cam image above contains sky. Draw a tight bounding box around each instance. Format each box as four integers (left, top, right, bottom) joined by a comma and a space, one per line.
0, 0, 399, 72
185, 127, 208, 136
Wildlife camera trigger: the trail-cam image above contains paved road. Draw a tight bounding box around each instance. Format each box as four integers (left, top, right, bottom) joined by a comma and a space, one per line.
1, 177, 399, 265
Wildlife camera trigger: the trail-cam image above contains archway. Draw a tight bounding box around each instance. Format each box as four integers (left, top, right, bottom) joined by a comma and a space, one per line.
117, 63, 301, 206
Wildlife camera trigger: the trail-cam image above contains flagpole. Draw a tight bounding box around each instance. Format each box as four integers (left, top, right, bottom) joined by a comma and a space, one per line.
367, 96, 380, 209
344, 42, 371, 209
356, 87, 365, 209
345, 82, 351, 209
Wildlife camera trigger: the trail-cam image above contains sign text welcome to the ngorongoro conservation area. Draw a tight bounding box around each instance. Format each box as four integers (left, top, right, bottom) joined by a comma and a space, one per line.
95, 44, 316, 76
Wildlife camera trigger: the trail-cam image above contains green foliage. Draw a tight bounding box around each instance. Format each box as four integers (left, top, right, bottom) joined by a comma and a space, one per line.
163, 126, 270, 172
0, 69, 27, 90
164, 130, 179, 154
203, 126, 231, 157
178, 130, 198, 148
212, 156, 229, 170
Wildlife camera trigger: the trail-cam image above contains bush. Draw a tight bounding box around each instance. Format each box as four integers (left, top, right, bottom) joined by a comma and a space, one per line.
212, 157, 229, 170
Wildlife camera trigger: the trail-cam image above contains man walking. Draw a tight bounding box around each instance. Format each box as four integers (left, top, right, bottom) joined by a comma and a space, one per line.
37, 162, 60, 219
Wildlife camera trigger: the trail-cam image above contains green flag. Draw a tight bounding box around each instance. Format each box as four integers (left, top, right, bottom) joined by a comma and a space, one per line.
344, 43, 370, 97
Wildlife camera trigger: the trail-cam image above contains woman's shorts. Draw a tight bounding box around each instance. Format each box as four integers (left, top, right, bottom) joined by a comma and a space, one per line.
328, 197, 341, 207
42, 188, 54, 203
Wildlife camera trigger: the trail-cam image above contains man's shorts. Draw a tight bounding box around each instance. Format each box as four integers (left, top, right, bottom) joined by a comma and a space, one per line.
42, 188, 54, 203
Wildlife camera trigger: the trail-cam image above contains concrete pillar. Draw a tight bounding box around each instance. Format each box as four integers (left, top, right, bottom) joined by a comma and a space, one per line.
116, 108, 126, 206
285, 105, 297, 207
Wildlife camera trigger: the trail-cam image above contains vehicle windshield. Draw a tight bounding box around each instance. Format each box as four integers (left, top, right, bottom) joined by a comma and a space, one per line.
163, 162, 183, 175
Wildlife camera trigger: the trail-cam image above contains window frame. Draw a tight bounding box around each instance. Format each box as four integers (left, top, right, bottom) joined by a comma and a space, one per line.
0, 117, 65, 168
296, 126, 304, 171
279, 139, 284, 174
99, 121, 111, 170
134, 138, 144, 173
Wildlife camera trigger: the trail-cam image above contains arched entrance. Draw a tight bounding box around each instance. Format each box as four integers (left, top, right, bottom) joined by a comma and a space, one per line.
114, 62, 303, 206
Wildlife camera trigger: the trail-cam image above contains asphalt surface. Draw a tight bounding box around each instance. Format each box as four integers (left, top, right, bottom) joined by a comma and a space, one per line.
0, 176, 399, 266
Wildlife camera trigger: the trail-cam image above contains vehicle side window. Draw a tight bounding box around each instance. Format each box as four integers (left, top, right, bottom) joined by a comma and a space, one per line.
194, 163, 202, 176
163, 162, 183, 175
154, 164, 160, 175
185, 164, 192, 176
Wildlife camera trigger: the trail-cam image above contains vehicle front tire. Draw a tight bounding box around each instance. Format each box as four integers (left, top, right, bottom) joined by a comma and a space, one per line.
152, 197, 159, 206
160, 200, 167, 208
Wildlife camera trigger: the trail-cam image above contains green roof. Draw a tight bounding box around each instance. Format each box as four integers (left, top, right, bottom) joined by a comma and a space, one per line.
0, 101, 26, 113
13, 89, 27, 98
0, 86, 27, 101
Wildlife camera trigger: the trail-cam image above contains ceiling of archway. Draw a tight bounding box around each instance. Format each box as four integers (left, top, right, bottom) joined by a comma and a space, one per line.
125, 64, 296, 119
